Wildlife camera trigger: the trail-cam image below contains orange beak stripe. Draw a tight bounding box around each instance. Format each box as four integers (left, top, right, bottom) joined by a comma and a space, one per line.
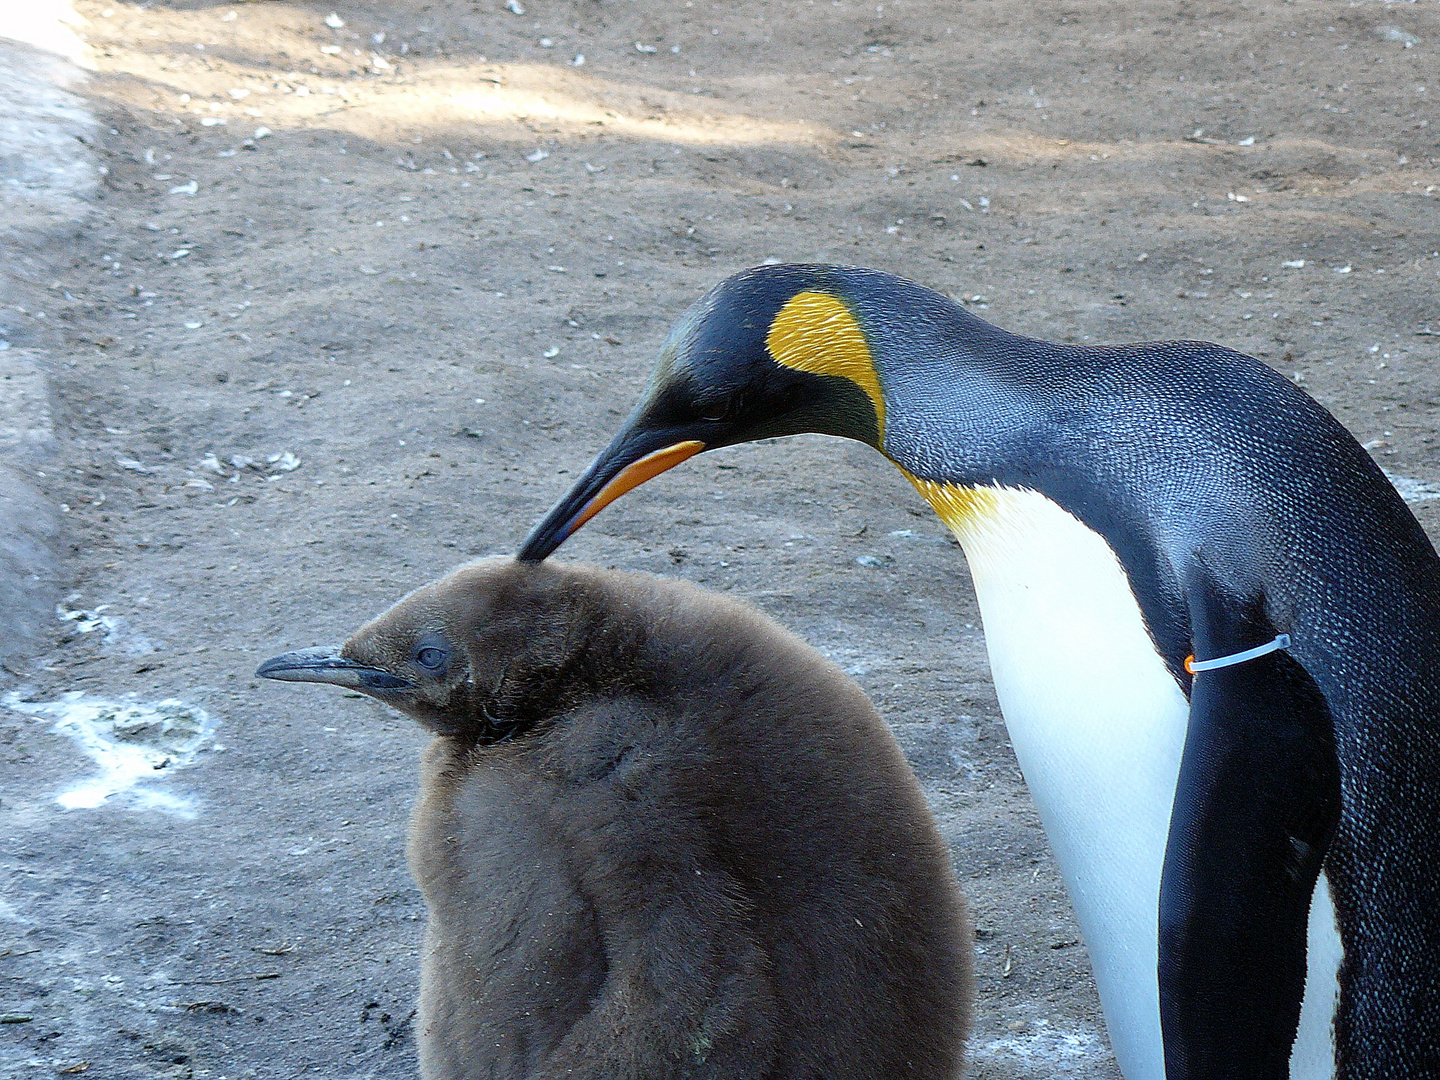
568, 439, 707, 537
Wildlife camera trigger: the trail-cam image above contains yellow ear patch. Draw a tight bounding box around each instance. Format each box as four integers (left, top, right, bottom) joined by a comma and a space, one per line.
765, 291, 886, 435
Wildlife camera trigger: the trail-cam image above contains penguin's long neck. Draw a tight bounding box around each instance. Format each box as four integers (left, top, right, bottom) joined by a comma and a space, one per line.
904, 473, 1189, 1080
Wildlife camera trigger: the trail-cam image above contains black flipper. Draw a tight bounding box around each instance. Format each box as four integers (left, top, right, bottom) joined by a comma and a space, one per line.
1159, 575, 1341, 1080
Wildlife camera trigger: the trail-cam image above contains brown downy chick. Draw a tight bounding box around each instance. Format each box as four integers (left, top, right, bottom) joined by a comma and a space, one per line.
258, 558, 972, 1080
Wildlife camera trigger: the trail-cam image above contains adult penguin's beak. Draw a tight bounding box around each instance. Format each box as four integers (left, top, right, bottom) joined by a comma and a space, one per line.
517, 425, 706, 562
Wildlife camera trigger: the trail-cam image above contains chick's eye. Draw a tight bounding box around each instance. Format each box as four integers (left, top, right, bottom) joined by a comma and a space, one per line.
416, 646, 447, 670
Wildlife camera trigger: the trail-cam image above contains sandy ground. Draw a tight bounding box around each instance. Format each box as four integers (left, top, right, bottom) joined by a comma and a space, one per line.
2, 0, 1439, 1076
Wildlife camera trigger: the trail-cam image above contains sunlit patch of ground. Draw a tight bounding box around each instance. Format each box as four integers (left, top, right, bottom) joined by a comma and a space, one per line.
74, 3, 827, 151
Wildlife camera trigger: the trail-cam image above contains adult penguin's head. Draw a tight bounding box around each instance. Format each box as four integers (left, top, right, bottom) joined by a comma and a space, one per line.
518, 264, 888, 562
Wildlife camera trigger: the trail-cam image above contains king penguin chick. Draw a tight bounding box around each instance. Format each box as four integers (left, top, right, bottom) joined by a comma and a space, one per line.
257, 557, 972, 1080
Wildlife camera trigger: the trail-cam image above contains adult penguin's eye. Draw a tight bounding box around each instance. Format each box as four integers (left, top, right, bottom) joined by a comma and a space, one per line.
698, 396, 736, 423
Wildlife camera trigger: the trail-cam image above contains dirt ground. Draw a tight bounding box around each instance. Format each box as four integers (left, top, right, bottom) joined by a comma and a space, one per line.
2, 0, 1439, 1076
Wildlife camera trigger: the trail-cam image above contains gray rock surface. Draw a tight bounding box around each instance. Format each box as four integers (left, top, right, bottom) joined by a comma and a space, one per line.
0, 8, 92, 659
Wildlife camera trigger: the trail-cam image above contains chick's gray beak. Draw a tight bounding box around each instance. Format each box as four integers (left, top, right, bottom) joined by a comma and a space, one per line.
255, 647, 414, 691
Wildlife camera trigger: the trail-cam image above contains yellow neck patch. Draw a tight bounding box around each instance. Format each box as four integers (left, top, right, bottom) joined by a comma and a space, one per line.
899, 470, 1002, 540
765, 291, 886, 436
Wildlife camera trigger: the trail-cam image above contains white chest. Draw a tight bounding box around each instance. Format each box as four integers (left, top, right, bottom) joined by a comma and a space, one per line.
918, 482, 1187, 1080
908, 480, 1340, 1080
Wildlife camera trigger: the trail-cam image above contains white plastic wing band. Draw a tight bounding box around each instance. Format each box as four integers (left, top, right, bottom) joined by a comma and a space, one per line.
1186, 633, 1291, 674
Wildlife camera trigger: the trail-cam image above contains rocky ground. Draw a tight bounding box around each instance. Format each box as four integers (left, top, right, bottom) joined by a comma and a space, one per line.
1, 0, 1438, 1076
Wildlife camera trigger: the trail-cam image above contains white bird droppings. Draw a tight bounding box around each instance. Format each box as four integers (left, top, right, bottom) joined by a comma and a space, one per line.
3, 692, 218, 817
971, 1022, 1108, 1074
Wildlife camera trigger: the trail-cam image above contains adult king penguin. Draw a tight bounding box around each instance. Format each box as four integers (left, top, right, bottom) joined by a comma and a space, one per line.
517, 264, 1440, 1080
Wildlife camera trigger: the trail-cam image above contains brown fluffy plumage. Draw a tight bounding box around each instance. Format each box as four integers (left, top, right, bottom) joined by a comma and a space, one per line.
259, 558, 972, 1080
